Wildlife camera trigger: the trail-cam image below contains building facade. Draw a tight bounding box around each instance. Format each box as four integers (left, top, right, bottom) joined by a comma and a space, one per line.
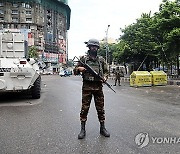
0, 0, 71, 72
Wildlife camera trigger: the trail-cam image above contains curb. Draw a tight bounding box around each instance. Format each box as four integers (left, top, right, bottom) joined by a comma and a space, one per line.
109, 77, 130, 82
167, 80, 180, 86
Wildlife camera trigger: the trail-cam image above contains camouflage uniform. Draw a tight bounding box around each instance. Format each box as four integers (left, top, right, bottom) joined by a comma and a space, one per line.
114, 67, 124, 86
75, 39, 110, 139
74, 54, 108, 122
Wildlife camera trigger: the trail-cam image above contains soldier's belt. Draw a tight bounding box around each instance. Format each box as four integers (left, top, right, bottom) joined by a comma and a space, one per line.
83, 76, 100, 81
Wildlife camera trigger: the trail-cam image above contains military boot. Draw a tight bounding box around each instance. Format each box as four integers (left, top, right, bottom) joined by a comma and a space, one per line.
100, 122, 110, 137
78, 121, 86, 139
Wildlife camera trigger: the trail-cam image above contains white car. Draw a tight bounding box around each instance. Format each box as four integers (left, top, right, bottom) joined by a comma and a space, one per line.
59, 70, 71, 77
59, 70, 65, 77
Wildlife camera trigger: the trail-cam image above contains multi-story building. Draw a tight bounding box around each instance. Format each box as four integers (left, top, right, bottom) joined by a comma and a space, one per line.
0, 0, 71, 72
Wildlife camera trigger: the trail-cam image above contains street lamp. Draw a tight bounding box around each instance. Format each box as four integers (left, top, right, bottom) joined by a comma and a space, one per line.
105, 25, 110, 64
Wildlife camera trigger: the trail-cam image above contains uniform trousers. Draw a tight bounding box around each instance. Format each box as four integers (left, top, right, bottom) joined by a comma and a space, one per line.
80, 86, 105, 122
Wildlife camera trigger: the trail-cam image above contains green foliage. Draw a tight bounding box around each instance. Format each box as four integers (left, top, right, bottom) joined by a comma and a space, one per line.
101, 0, 180, 74
28, 46, 39, 58
166, 28, 180, 57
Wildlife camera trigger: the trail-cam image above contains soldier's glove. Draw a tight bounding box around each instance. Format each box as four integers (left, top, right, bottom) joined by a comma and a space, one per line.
102, 76, 108, 83
78, 67, 86, 72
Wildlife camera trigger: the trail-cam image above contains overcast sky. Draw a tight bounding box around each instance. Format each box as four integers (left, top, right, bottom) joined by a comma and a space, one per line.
68, 0, 163, 59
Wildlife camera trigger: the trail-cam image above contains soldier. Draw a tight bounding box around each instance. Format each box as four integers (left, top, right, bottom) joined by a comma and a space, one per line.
114, 67, 124, 86
74, 39, 110, 139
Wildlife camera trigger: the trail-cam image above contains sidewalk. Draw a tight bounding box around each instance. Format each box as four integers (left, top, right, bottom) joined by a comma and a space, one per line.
109, 75, 180, 86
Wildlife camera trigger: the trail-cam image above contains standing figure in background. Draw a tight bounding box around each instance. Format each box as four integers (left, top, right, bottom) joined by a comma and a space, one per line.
114, 67, 124, 86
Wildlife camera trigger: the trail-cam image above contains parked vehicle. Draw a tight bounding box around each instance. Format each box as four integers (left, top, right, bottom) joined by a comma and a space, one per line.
59, 70, 66, 77
0, 31, 41, 99
153, 66, 168, 72
59, 69, 71, 77
64, 70, 71, 76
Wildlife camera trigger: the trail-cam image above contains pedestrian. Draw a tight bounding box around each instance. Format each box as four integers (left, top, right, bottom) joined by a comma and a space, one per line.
114, 67, 124, 86
74, 39, 110, 139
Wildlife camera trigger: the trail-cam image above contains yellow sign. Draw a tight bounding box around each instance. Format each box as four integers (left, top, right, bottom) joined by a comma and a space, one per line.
130, 71, 152, 87
150, 71, 167, 86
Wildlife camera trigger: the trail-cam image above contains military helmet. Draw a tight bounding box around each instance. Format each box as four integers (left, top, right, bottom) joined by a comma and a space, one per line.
85, 39, 100, 48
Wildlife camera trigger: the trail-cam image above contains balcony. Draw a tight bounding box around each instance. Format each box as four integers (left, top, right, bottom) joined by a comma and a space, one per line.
26, 18, 32, 23
26, 11, 32, 15
12, 10, 18, 15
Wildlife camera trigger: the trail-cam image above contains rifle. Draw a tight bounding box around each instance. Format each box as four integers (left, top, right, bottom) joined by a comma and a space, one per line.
73, 56, 116, 93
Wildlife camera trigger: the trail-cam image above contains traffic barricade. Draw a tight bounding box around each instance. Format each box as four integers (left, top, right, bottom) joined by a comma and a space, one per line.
150, 71, 167, 86
130, 71, 152, 87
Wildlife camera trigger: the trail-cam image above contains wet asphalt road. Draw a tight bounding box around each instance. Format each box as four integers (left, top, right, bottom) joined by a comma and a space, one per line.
0, 75, 180, 154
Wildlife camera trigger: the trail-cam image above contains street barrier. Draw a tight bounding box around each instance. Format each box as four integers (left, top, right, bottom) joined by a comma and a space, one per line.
150, 71, 167, 86
130, 71, 152, 87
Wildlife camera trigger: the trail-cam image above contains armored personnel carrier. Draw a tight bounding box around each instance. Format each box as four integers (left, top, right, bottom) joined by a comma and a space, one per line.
0, 31, 41, 99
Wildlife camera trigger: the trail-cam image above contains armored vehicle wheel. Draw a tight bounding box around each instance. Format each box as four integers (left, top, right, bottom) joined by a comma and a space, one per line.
31, 76, 41, 99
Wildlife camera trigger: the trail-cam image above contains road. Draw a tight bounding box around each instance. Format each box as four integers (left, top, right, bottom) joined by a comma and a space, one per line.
0, 75, 179, 154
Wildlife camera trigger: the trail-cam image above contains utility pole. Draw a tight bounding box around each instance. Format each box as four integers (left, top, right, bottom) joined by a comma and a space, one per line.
105, 25, 110, 64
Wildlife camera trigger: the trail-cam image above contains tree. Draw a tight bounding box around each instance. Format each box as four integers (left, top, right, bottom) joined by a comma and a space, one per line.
153, 0, 180, 74
112, 0, 180, 74
119, 13, 158, 71
28, 46, 39, 59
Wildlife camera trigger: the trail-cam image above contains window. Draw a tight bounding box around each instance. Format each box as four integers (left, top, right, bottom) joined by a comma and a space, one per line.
8, 24, 12, 28
22, 3, 25, 8
26, 11, 31, 15
12, 10, 18, 14
0, 17, 4, 21
22, 3, 31, 9
12, 3, 18, 8
7, 24, 10, 28
26, 18, 32, 22
3, 24, 7, 28
0, 24, 3, 30
26, 4, 31, 9
0, 10, 4, 14
0, 3, 4, 7
14, 24, 18, 28
12, 17, 18, 22
25, 25, 30, 29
